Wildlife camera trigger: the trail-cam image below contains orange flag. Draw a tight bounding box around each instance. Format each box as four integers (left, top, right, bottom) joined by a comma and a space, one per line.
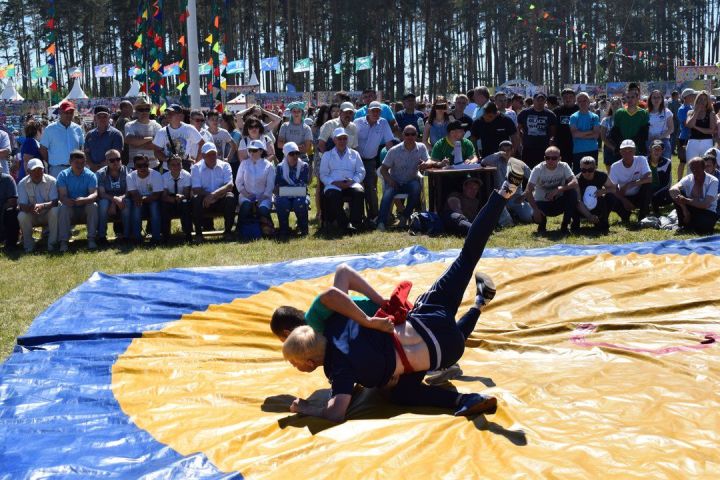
46, 43, 56, 56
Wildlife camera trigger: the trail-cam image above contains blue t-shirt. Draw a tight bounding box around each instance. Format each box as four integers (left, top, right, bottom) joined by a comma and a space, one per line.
395, 110, 425, 131
56, 167, 98, 199
19, 138, 41, 180
354, 104, 397, 124
322, 314, 396, 396
569, 111, 600, 153
677, 104, 693, 140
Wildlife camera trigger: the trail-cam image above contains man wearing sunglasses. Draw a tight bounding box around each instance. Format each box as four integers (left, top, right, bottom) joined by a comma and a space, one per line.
524, 146, 578, 234
152, 104, 203, 171
95, 149, 130, 245
126, 154, 163, 245
125, 98, 162, 170
572, 156, 616, 233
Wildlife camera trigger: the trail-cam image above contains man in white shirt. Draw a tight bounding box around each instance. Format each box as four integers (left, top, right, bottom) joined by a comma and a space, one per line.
160, 154, 193, 243
524, 146, 578, 234
319, 128, 366, 233
126, 154, 163, 244
191, 143, 235, 242
40, 100, 85, 178
318, 102, 359, 153
669, 156, 718, 234
125, 98, 162, 170
152, 104, 204, 171
17, 159, 59, 252
609, 139, 652, 223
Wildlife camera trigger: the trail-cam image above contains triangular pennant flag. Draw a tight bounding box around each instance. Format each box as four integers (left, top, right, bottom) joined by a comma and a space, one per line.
212, 42, 220, 53
215, 102, 224, 113
220, 79, 227, 90
159, 103, 167, 113
49, 81, 58, 91
176, 82, 187, 91
214, 16, 219, 28
179, 59, 185, 69
178, 35, 185, 47
133, 34, 143, 49
46, 19, 55, 29
142, 9, 148, 19
205, 34, 213, 45
179, 72, 187, 83
151, 59, 161, 71
46, 43, 56, 56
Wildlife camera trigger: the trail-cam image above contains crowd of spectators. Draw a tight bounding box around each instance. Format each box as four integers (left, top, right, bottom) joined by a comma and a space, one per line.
0, 83, 718, 254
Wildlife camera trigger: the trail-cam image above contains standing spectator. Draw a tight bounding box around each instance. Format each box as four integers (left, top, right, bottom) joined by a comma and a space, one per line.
611, 82, 649, 155
685, 91, 716, 162
553, 88, 580, 167
0, 127, 11, 176
0, 170, 19, 251
16, 159, 59, 252
646, 89, 674, 159
95, 149, 129, 245
480, 141, 533, 227
355, 101, 395, 223
56, 150, 98, 252
126, 154, 163, 245
423, 97, 451, 149
236, 140, 275, 238
667, 90, 681, 155
517, 92, 557, 168
510, 94, 525, 116
152, 104, 204, 171
450, 94, 473, 134
237, 116, 276, 162
572, 156, 615, 233
191, 143, 235, 242
647, 140, 673, 216
524, 146, 578, 234
19, 120, 44, 181
204, 111, 237, 163
395, 93, 426, 132
353, 89, 397, 131
430, 120, 477, 165
319, 128, 365, 233
275, 142, 310, 240
569, 92, 600, 174
190, 110, 214, 158
493, 91, 517, 125
463, 89, 478, 118
377, 125, 428, 231
124, 98, 162, 170
84, 106, 124, 172
160, 155, 193, 244
40, 100, 85, 178
278, 102, 313, 161
114, 100, 134, 165
669, 157, 718, 234
469, 102, 518, 158
608, 140, 652, 223
470, 86, 492, 121
676, 88, 696, 179
600, 98, 622, 168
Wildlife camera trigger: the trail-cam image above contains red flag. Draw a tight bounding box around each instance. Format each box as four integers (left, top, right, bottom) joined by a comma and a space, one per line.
46, 19, 55, 29
179, 10, 189, 22
214, 67, 220, 77
215, 103, 224, 113
49, 81, 58, 91
179, 72, 187, 83
179, 36, 186, 47
140, 83, 147, 92
214, 16, 219, 28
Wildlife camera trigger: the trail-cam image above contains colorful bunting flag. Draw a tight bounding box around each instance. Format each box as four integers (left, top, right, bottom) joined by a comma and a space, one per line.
31, 64, 49, 80
162, 62, 180, 77
198, 63, 212, 75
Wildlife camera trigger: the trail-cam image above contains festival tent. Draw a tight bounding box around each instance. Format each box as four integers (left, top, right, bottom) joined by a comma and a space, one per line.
123, 79, 141, 98
0, 78, 23, 101
65, 78, 89, 100
226, 93, 247, 112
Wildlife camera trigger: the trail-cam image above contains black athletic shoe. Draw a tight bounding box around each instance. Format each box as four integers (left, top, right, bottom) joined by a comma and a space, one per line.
475, 271, 496, 305
454, 393, 498, 416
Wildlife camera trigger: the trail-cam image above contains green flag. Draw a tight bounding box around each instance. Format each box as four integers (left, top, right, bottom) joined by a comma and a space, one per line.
355, 55, 372, 72
31, 64, 49, 80
333, 61, 342, 74
293, 58, 312, 73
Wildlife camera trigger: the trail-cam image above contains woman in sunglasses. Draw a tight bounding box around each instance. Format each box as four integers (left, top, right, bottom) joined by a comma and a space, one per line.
236, 139, 275, 239
237, 117, 276, 163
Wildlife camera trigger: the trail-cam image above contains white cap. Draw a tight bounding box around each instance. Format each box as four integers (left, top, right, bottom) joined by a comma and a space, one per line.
340, 101, 355, 112
619, 139, 636, 150
368, 101, 382, 110
282, 142, 300, 155
201, 143, 217, 154
333, 127, 349, 138
681, 88, 696, 99
248, 139, 266, 151
27, 158, 44, 171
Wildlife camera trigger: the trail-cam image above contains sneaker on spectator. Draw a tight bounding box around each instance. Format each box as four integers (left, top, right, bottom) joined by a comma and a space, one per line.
87, 239, 97, 250
425, 363, 463, 385
59, 241, 69, 253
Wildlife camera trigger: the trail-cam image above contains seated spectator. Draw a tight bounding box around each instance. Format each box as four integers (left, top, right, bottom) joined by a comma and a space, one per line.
377, 125, 428, 231
524, 146, 578, 234
17, 159, 59, 252
191, 143, 235, 242
703, 152, 720, 216
275, 142, 310, 240
126, 154, 163, 245
430, 120, 477, 166
609, 139, 652, 223
319, 128, 365, 234
95, 149, 129, 245
236, 139, 275, 238
443, 176, 483, 236
647, 139, 673, 216
572, 156, 616, 233
56, 150, 98, 252
160, 155, 193, 244
669, 156, 718, 234
480, 141, 533, 227
0, 170, 19, 251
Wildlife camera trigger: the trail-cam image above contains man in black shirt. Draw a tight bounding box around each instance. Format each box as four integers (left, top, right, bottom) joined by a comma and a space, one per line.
517, 93, 557, 168
572, 156, 616, 232
469, 102, 518, 158
553, 88, 579, 167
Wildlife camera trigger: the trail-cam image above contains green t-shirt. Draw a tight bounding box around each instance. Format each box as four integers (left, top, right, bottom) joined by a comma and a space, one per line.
430, 137, 476, 163
613, 108, 649, 140
304, 294, 379, 333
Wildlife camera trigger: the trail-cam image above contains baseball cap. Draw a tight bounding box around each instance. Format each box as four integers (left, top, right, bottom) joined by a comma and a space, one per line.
282, 142, 300, 155
533, 92, 547, 99
447, 120, 465, 132
619, 139, 636, 150
561, 88, 576, 95
248, 139, 266, 151
368, 101, 383, 110
681, 88, 696, 99
333, 127, 349, 138
499, 140, 513, 149
59, 100, 75, 113
340, 101, 355, 112
93, 105, 110, 115
27, 158, 44, 171
650, 139, 664, 149
201, 143, 218, 154
167, 104, 184, 113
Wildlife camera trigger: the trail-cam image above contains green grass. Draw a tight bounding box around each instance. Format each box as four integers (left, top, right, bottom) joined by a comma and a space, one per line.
0, 155, 711, 361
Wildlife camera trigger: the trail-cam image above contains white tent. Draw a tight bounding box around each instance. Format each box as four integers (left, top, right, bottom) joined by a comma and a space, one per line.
0, 78, 22, 101
123, 79, 141, 97
247, 72, 259, 86
227, 93, 246, 104
226, 93, 247, 113
65, 78, 88, 100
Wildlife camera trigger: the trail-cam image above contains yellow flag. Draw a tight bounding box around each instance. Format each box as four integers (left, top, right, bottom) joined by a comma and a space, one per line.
142, 9, 148, 19
152, 59, 161, 71
220, 79, 227, 90
205, 34, 213, 44
176, 82, 187, 91
159, 103, 167, 113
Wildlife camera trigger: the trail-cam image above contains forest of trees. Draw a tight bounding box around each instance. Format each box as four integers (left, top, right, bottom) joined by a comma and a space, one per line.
1, 0, 720, 99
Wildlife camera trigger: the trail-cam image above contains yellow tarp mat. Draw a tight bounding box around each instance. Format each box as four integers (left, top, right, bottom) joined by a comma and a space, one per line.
112, 252, 720, 479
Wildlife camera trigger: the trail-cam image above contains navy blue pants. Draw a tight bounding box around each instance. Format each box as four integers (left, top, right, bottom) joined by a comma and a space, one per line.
390, 191, 507, 409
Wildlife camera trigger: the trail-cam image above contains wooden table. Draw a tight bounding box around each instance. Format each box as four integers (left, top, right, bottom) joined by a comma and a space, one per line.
424, 166, 497, 213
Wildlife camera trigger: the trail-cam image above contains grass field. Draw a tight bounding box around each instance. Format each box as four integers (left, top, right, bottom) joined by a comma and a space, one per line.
0, 157, 714, 361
